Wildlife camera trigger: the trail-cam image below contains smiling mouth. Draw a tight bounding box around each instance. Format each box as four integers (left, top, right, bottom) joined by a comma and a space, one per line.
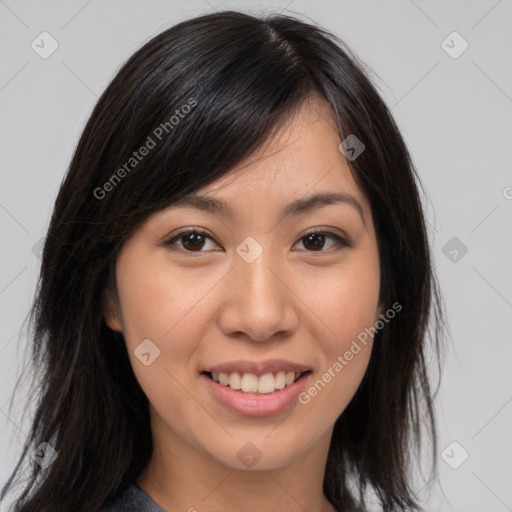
201, 370, 311, 394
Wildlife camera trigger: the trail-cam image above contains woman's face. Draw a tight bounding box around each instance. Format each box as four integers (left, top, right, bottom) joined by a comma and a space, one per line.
105, 96, 383, 471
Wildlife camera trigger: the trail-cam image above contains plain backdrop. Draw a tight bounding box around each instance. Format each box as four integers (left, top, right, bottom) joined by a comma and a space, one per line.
1, 1, 511, 511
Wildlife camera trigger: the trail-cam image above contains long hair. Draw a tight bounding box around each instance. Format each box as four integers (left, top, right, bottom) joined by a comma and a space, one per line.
1, 10, 445, 512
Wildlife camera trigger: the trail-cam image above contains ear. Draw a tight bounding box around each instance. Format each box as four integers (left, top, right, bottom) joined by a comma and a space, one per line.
102, 287, 123, 333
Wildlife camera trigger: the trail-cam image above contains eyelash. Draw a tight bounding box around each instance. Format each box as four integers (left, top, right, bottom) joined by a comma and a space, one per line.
164, 228, 353, 255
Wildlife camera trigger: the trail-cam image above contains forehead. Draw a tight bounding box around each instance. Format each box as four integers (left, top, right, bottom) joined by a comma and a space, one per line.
198, 95, 368, 211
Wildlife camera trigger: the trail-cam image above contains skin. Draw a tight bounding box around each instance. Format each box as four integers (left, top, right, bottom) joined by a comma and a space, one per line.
105, 94, 383, 512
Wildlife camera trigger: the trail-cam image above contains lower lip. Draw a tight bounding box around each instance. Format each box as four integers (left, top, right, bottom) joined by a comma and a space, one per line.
200, 372, 312, 417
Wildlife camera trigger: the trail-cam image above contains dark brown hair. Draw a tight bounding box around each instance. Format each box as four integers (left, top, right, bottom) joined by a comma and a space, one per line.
1, 10, 444, 512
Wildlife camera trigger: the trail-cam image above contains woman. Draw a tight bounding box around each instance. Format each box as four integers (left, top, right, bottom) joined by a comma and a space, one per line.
1, 10, 445, 512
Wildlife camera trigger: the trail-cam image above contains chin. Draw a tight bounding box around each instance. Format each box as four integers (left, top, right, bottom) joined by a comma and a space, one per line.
200, 428, 321, 471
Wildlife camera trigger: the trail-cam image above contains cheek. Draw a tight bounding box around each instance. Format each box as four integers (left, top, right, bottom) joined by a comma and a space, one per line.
298, 252, 380, 350
114, 250, 223, 393
115, 250, 207, 345
114, 253, 208, 418
294, 249, 379, 416
297, 274, 378, 422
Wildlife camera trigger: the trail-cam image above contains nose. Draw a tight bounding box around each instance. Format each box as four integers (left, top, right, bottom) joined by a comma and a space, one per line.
216, 250, 300, 342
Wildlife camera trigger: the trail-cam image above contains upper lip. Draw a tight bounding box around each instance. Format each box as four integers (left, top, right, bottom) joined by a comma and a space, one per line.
202, 359, 311, 377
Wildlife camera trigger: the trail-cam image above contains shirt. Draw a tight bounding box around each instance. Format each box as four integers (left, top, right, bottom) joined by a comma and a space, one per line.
99, 484, 166, 512
99, 483, 354, 512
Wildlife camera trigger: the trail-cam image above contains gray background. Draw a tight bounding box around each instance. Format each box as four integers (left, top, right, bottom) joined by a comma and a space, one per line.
1, 1, 511, 511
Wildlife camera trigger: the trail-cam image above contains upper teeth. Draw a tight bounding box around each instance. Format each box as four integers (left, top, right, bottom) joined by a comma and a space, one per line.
211, 371, 301, 394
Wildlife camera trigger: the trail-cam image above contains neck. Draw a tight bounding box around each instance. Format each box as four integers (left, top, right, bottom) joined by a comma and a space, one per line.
137, 415, 337, 512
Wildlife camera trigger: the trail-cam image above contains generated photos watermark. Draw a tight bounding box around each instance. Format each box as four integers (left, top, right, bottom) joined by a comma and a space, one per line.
298, 301, 402, 405
93, 96, 198, 200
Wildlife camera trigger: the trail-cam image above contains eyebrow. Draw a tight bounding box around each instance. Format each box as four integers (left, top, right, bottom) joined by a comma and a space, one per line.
172, 191, 366, 227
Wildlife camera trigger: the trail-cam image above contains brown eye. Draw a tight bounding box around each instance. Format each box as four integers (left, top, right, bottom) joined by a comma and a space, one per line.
302, 233, 327, 251
180, 232, 206, 251
165, 230, 218, 252
295, 231, 350, 252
